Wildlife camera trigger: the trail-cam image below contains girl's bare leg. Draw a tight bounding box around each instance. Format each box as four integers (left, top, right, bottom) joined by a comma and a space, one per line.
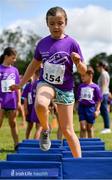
35, 84, 55, 151
26, 122, 33, 139
35, 85, 55, 130
8, 110, 19, 148
87, 123, 94, 138
80, 120, 87, 138
0, 109, 4, 128
57, 104, 82, 158
34, 123, 43, 139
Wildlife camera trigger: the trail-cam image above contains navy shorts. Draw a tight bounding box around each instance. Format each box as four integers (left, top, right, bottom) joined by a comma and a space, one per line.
78, 104, 95, 124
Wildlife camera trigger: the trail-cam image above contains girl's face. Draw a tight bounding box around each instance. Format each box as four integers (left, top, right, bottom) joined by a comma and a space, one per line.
81, 73, 91, 83
5, 54, 17, 65
96, 65, 102, 72
47, 12, 66, 39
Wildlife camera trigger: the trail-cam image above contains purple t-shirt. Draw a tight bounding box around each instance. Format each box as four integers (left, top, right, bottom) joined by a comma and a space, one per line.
77, 83, 102, 106
31, 80, 40, 123
0, 65, 20, 109
22, 80, 40, 123
34, 35, 84, 91
22, 82, 33, 121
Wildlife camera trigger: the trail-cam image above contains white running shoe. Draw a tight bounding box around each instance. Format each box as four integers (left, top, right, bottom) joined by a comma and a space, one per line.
100, 128, 111, 134
39, 130, 51, 151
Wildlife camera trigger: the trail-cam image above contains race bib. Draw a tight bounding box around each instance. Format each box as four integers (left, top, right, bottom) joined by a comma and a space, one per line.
80, 87, 94, 101
43, 61, 65, 84
1, 79, 15, 92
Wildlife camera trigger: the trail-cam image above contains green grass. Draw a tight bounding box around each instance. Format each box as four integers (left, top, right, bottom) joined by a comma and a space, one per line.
0, 112, 112, 160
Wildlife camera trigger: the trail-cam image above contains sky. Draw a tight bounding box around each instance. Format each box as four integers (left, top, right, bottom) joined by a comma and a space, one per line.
0, 0, 112, 62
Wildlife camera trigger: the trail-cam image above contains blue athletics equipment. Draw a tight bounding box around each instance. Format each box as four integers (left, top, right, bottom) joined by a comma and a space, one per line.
0, 138, 112, 179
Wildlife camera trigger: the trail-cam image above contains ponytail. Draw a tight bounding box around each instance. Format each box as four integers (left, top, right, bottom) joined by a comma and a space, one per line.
0, 54, 5, 64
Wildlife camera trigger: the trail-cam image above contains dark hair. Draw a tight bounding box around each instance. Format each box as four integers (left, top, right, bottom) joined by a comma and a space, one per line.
0, 47, 17, 64
46, 6, 67, 25
97, 61, 109, 71
86, 69, 94, 75
87, 66, 94, 73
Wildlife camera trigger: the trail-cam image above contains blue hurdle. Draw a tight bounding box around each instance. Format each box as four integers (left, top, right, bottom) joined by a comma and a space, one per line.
63, 150, 112, 158
63, 157, 112, 179
79, 138, 101, 141
17, 147, 63, 154
23, 139, 62, 144
7, 153, 62, 161
17, 142, 61, 148
1, 137, 112, 179
64, 144, 105, 151
0, 161, 62, 179
63, 140, 105, 146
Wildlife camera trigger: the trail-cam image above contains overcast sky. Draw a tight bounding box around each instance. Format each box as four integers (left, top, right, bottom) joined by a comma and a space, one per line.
0, 0, 112, 62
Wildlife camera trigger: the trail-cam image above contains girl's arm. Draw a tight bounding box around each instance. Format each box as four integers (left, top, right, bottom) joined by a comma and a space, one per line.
17, 89, 21, 108
100, 74, 108, 93
71, 52, 87, 75
94, 100, 101, 118
23, 98, 28, 116
10, 59, 41, 90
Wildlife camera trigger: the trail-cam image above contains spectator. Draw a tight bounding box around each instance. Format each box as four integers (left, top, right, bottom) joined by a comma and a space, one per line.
97, 61, 111, 134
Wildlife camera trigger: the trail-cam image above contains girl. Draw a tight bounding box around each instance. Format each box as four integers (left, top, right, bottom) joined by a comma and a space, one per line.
22, 70, 42, 139
10, 7, 87, 157
0, 47, 20, 150
77, 69, 102, 138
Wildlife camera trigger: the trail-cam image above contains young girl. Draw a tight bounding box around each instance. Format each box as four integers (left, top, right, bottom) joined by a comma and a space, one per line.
22, 70, 42, 139
10, 6, 87, 157
77, 69, 102, 138
0, 47, 20, 150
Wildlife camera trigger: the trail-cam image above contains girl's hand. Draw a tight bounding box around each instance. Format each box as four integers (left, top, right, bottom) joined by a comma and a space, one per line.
10, 84, 21, 91
71, 52, 81, 65
94, 110, 100, 118
71, 52, 87, 75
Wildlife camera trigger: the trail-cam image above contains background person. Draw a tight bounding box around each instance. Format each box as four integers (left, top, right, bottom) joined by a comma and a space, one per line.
97, 61, 111, 134
22, 70, 42, 139
0, 47, 20, 150
77, 69, 102, 138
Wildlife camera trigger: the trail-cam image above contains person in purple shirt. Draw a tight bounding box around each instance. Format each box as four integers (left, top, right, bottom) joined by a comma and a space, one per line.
77, 68, 102, 138
0, 47, 20, 150
10, 7, 87, 158
22, 70, 42, 139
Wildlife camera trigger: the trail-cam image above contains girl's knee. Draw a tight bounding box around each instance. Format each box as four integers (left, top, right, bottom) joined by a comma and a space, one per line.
87, 126, 93, 132
80, 126, 87, 132
9, 121, 16, 128
62, 127, 74, 137
35, 101, 48, 113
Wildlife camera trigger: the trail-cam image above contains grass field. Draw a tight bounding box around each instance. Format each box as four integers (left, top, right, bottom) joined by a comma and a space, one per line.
0, 112, 112, 160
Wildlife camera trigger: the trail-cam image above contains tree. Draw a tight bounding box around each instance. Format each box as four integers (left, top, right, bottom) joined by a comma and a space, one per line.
0, 27, 41, 74
89, 52, 112, 91
0, 26, 41, 61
